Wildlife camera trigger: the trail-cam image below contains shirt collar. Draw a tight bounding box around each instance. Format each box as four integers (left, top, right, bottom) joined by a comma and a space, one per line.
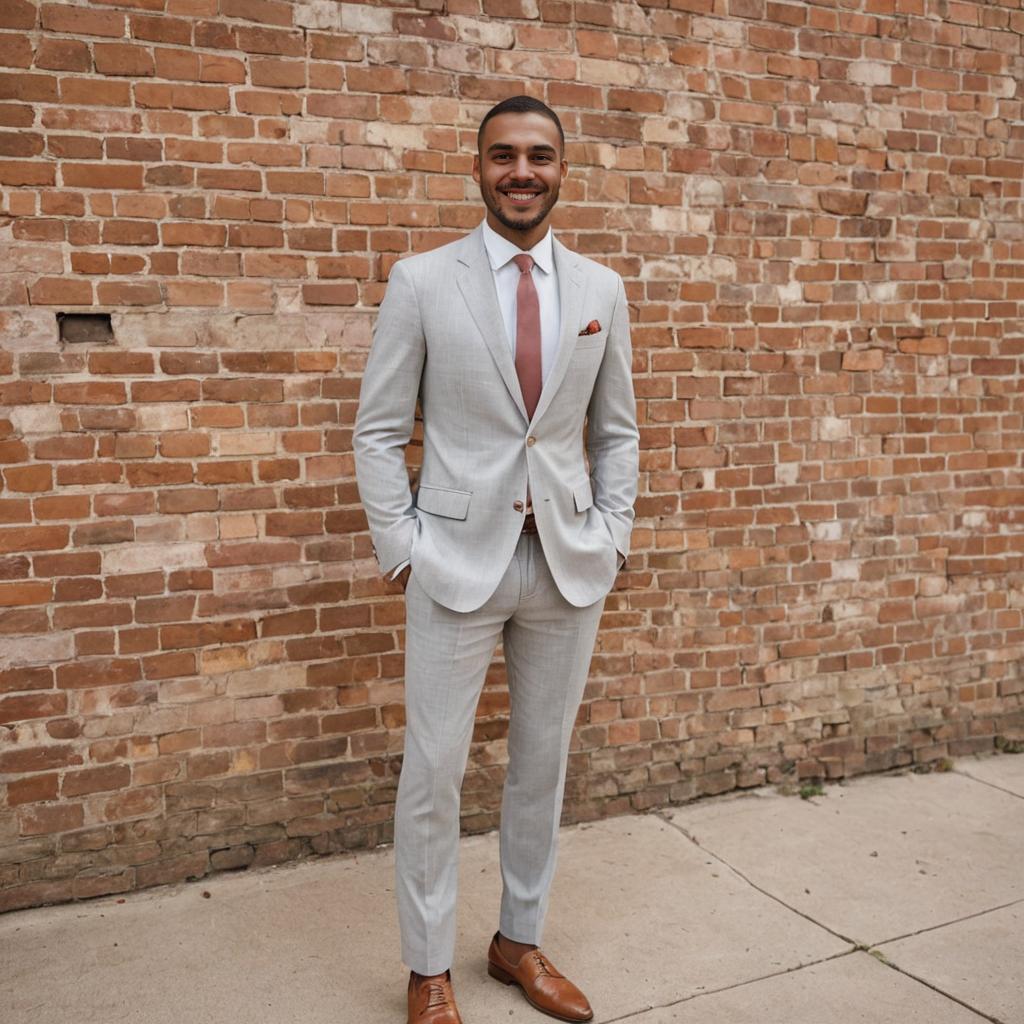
481, 219, 554, 276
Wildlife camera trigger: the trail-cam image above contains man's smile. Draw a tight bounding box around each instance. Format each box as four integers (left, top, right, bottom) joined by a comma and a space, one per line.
500, 187, 544, 205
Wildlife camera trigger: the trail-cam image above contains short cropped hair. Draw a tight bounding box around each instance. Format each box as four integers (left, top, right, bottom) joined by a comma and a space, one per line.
477, 95, 565, 152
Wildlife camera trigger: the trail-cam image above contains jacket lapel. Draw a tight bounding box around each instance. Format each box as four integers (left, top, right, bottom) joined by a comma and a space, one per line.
455, 225, 528, 421
530, 236, 584, 426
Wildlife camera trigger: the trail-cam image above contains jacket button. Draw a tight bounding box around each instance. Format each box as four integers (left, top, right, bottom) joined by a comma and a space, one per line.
513, 500, 524, 512
526, 436, 536, 447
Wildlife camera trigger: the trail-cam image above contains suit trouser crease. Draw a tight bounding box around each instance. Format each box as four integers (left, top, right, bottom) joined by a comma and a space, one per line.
396, 534, 603, 976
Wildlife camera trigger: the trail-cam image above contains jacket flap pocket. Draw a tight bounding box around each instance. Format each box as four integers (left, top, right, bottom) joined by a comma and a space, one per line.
572, 478, 593, 513
416, 484, 471, 520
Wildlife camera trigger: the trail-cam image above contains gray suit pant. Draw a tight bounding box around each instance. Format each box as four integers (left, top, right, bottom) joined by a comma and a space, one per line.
396, 532, 605, 975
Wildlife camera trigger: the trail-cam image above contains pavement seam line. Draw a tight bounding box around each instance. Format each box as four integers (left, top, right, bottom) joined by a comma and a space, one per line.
869, 895, 1024, 948
596, 946, 859, 1024
952, 767, 1024, 802
653, 809, 860, 947
865, 954, 1006, 1024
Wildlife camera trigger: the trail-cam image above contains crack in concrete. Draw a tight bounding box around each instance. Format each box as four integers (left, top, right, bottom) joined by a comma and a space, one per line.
598, 947, 858, 1024
953, 766, 1024, 802
654, 809, 859, 946
864, 958, 1006, 1024
870, 895, 1024, 949
652, 808, 1012, 1024
602, 945, 1003, 1024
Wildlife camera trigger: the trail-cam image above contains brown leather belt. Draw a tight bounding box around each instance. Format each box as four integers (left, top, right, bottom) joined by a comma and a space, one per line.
521, 512, 538, 535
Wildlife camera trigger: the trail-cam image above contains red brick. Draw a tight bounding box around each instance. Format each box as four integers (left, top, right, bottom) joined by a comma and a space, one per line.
56, 659, 142, 689
27, 275, 91, 304
62, 764, 131, 797
61, 162, 144, 189
0, 159, 54, 185
3, 465, 52, 492
250, 58, 305, 88
0, 0, 37, 30
162, 222, 227, 246
96, 282, 163, 306
0, 525, 69, 554
93, 42, 155, 77
135, 82, 230, 111
481, 0, 539, 15
18, 803, 85, 836
0, 666, 53, 694
0, 581, 52, 606
0, 440, 30, 463
202, 379, 283, 403
0, 499, 31, 524
196, 167, 261, 191
307, 24, 366, 60
0, 71, 58, 102
160, 619, 256, 650
54, 382, 126, 405
842, 349, 885, 371
165, 281, 225, 306
0, 691, 66, 724
88, 351, 155, 375
32, 551, 99, 576
235, 25, 303, 56
302, 283, 358, 306
0, 743, 82, 773
200, 54, 247, 85
100, 221, 158, 246
143, 651, 197, 679
0, 104, 33, 129
33, 496, 90, 521
0, 49, 32, 88
6, 772, 60, 805
265, 171, 324, 195
221, 0, 293, 26
41, 3, 124, 36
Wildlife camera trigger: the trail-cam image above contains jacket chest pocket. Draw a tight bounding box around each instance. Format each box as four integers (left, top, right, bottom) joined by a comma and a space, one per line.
574, 332, 606, 352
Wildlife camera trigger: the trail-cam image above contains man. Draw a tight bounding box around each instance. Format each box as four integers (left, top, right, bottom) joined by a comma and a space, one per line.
353, 95, 639, 1024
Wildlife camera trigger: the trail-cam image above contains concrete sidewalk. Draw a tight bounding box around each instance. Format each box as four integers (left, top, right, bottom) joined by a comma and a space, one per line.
2, 754, 1022, 1024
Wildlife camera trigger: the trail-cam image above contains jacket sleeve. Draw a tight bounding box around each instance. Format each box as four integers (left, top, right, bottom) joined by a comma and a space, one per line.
586, 274, 640, 562
353, 260, 425, 575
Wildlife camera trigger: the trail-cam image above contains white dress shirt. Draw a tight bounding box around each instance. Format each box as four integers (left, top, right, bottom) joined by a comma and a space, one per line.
481, 219, 561, 383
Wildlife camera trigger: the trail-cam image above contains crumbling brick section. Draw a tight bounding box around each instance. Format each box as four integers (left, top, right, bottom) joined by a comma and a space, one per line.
1, 0, 1023, 912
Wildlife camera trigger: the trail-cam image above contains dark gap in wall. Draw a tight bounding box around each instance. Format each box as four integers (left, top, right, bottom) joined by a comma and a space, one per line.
58, 312, 113, 345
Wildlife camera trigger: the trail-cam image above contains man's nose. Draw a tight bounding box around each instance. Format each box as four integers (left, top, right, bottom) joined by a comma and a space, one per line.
510, 155, 535, 180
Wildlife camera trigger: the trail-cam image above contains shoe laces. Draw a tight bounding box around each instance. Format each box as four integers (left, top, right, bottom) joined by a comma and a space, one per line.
530, 951, 553, 977
425, 982, 450, 1009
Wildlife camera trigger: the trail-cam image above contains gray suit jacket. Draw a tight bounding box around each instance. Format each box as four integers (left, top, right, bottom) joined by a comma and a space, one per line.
353, 223, 639, 613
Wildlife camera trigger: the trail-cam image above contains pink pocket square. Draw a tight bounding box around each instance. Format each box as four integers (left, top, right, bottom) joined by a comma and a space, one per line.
578, 319, 601, 336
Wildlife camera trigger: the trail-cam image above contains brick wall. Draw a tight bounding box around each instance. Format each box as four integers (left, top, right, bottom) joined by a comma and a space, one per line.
2, 0, 1023, 912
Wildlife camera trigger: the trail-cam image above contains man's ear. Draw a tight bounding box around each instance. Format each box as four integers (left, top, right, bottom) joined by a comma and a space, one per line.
471, 155, 481, 183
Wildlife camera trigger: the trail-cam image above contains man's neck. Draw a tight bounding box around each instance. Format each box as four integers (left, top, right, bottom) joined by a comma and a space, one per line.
484, 212, 551, 252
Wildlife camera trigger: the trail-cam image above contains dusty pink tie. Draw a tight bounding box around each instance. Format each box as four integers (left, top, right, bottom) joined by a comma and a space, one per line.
513, 253, 542, 419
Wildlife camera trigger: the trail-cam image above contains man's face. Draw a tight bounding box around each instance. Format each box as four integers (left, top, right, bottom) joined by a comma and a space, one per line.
472, 111, 567, 243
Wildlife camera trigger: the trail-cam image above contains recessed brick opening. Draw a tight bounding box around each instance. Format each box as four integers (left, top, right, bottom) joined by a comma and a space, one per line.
57, 313, 114, 346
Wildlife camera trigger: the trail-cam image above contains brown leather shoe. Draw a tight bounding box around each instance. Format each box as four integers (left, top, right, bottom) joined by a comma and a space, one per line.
487, 933, 593, 1022
407, 970, 463, 1024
